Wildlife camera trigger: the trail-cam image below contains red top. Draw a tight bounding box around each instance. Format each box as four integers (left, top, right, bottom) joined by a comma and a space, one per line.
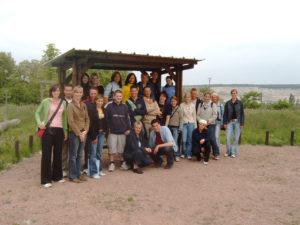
155, 132, 164, 145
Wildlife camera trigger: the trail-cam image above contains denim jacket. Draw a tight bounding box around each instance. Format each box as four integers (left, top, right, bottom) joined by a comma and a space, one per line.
149, 126, 177, 152
223, 99, 244, 126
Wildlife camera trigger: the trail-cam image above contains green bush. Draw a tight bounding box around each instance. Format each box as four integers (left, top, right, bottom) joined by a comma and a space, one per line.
241, 91, 262, 109
272, 99, 290, 110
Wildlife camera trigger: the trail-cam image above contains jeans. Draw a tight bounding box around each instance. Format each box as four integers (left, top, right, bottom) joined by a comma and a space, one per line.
208, 124, 220, 156
182, 123, 195, 157
149, 147, 174, 167
87, 136, 98, 176
69, 132, 86, 179
169, 126, 179, 156
215, 123, 221, 150
226, 121, 241, 156
96, 132, 105, 173
192, 141, 211, 162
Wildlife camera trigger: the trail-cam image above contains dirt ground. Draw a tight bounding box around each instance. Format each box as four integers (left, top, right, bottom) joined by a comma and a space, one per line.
0, 145, 300, 225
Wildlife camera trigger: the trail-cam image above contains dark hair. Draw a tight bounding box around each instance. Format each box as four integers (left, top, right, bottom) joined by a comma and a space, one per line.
49, 84, 60, 97
125, 73, 137, 85
89, 87, 99, 93
130, 84, 139, 90
81, 73, 90, 82
151, 119, 160, 125
64, 84, 73, 89
91, 73, 98, 78
159, 91, 168, 98
171, 96, 178, 101
143, 86, 152, 96
111, 71, 122, 88
141, 71, 149, 78
231, 89, 238, 94
166, 76, 172, 81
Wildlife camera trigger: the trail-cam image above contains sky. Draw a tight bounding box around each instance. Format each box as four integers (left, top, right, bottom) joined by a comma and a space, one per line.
0, 0, 299, 85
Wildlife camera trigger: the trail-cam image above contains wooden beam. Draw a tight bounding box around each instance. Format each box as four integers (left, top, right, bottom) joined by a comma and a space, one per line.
72, 60, 78, 85
175, 68, 183, 102
160, 64, 194, 75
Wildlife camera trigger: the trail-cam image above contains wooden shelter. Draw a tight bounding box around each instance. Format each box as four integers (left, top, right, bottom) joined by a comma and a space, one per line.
45, 49, 201, 100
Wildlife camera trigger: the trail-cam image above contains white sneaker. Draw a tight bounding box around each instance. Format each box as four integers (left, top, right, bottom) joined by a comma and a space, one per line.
180, 155, 185, 158
175, 157, 180, 162
108, 163, 115, 172
92, 174, 101, 179
187, 156, 192, 160
120, 162, 129, 170
224, 153, 229, 157
42, 183, 52, 188
231, 154, 236, 158
215, 156, 220, 160
100, 171, 106, 176
63, 171, 67, 177
82, 169, 88, 175
58, 179, 65, 183
203, 161, 208, 165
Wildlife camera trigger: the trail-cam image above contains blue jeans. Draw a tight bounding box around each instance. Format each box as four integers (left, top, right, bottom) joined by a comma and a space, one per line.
208, 124, 220, 156
87, 136, 98, 176
96, 132, 105, 173
69, 132, 85, 179
182, 123, 195, 157
215, 123, 221, 150
226, 121, 241, 156
169, 126, 179, 156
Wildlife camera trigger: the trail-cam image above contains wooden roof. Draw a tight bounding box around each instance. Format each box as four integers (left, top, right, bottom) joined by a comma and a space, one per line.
45, 49, 201, 73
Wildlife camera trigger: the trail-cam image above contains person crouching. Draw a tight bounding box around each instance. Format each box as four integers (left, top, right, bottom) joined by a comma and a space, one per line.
192, 119, 211, 165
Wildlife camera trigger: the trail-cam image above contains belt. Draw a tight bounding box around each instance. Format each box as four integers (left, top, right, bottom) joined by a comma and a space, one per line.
230, 119, 238, 122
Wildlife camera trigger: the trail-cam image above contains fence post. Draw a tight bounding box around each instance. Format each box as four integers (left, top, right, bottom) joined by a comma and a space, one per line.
15, 140, 20, 161
290, 130, 295, 146
265, 130, 270, 145
29, 135, 34, 153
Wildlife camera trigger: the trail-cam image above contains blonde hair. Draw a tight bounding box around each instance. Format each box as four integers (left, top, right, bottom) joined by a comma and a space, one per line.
73, 85, 83, 93
134, 121, 143, 128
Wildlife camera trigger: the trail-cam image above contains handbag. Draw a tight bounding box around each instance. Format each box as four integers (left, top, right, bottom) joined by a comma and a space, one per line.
37, 99, 64, 138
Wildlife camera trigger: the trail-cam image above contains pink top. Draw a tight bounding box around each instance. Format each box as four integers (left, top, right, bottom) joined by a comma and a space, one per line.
48, 99, 64, 128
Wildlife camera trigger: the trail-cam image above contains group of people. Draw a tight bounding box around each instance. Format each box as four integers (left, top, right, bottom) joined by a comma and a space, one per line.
35, 71, 244, 188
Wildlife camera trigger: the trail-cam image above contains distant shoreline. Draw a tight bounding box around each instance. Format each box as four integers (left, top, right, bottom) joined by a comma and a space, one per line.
184, 84, 300, 89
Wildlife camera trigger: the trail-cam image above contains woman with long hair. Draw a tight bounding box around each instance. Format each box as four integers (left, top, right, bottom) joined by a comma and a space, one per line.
81, 73, 90, 100
35, 84, 67, 188
122, 72, 137, 103
104, 71, 122, 103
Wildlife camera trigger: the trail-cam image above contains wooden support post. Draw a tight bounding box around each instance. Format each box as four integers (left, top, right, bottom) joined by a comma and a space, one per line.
29, 135, 34, 153
72, 60, 78, 85
15, 140, 20, 161
290, 130, 295, 146
265, 130, 270, 145
175, 68, 183, 102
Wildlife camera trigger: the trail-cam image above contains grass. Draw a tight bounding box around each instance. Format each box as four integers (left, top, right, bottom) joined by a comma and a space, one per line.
0, 104, 40, 171
220, 108, 300, 146
0, 104, 299, 172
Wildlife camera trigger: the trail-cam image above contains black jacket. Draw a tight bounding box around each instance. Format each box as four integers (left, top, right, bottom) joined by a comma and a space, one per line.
126, 97, 147, 125
105, 101, 131, 134
85, 101, 99, 140
192, 128, 210, 148
223, 99, 244, 126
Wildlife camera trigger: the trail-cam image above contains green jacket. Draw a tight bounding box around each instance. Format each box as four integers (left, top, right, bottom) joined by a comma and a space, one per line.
35, 98, 68, 135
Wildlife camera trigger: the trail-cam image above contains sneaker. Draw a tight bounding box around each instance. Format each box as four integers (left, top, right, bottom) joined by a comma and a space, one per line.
79, 175, 87, 181
180, 154, 185, 159
42, 183, 52, 188
224, 153, 229, 157
58, 179, 65, 183
108, 162, 115, 172
81, 169, 88, 175
203, 161, 208, 165
187, 156, 192, 160
69, 178, 82, 183
133, 168, 143, 174
92, 174, 101, 179
120, 162, 129, 170
175, 156, 180, 162
99, 171, 106, 176
231, 154, 236, 158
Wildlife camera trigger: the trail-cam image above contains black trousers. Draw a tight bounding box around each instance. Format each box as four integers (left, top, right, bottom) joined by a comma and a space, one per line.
41, 127, 64, 184
150, 147, 174, 167
192, 142, 211, 162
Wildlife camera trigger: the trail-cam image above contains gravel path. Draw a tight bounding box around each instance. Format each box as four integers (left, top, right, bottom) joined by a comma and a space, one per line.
0, 145, 300, 225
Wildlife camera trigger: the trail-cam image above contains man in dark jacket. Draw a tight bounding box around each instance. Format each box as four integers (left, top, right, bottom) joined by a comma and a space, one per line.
85, 87, 100, 178
223, 89, 244, 158
105, 90, 131, 172
137, 71, 155, 99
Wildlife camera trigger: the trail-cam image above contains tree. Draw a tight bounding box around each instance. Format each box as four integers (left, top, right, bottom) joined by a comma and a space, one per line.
41, 43, 60, 80
0, 52, 16, 87
241, 91, 262, 109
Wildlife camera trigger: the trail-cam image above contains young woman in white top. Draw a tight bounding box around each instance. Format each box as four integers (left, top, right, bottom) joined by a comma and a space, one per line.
179, 92, 197, 159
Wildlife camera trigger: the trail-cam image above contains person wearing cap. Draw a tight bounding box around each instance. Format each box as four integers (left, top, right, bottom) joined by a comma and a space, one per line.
223, 89, 244, 158
162, 76, 176, 104
192, 119, 211, 165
